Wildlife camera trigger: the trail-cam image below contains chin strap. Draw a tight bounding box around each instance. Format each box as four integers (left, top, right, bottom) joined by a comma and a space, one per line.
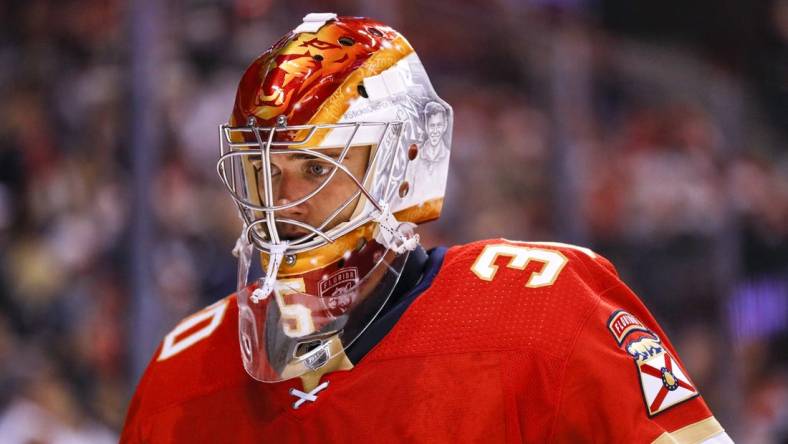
372, 205, 420, 254
233, 228, 289, 304
233, 231, 255, 293
251, 241, 289, 303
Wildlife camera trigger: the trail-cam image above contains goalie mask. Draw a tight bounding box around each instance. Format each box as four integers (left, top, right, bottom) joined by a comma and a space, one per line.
217, 13, 453, 382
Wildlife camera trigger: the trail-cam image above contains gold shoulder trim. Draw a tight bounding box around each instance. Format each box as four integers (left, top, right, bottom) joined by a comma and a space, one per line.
651, 417, 726, 444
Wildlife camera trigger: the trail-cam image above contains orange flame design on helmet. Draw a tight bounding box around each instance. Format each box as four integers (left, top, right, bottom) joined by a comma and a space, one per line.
231, 17, 399, 128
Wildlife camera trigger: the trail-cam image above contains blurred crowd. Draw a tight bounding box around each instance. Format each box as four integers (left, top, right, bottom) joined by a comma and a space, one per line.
0, 0, 786, 442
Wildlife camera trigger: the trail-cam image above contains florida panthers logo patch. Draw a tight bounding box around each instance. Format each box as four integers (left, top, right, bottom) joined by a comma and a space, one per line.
318, 268, 359, 316
608, 309, 653, 345
607, 309, 698, 416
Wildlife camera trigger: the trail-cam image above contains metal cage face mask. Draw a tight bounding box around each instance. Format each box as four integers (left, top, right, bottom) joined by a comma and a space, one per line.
217, 117, 405, 256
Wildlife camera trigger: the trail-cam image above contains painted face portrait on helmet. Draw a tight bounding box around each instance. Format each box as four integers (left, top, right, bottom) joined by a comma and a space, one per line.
216, 14, 453, 383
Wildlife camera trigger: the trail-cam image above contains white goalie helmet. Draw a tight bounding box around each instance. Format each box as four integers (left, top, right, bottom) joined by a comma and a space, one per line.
217, 13, 453, 382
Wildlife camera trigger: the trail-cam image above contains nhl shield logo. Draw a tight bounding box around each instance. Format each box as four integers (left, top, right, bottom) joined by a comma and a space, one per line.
304, 343, 331, 370
637, 351, 698, 416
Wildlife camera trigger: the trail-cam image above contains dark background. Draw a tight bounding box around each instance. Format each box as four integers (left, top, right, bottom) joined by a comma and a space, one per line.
0, 0, 785, 441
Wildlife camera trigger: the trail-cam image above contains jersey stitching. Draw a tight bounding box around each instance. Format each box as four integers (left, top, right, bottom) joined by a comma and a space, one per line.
547, 282, 623, 443
497, 351, 522, 441
564, 245, 607, 292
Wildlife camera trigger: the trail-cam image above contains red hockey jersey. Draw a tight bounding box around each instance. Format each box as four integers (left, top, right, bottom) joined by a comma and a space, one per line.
121, 240, 730, 443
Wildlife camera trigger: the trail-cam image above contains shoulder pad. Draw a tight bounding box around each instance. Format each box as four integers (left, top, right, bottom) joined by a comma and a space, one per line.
131, 295, 246, 414
442, 239, 619, 293
371, 239, 624, 360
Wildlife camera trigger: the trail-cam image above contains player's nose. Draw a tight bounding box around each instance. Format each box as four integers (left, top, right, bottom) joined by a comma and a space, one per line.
276, 197, 307, 220
274, 175, 308, 219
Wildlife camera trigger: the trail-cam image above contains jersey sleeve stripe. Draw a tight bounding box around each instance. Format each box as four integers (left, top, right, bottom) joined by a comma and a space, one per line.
698, 432, 735, 444
650, 417, 730, 444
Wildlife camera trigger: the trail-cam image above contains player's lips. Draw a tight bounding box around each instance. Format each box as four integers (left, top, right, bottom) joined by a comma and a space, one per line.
277, 226, 311, 240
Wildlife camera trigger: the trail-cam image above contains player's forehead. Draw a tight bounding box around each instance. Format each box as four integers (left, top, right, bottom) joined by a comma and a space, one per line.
249, 145, 370, 165
285, 145, 369, 158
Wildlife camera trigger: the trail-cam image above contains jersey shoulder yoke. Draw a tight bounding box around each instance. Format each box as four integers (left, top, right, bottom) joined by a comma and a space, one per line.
370, 239, 621, 360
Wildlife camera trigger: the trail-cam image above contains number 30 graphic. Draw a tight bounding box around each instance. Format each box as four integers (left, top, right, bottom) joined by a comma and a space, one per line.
158, 299, 229, 361
471, 242, 595, 287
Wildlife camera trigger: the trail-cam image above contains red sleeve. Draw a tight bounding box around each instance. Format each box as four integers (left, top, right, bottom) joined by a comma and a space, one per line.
119, 296, 239, 443
551, 280, 728, 443
119, 342, 162, 444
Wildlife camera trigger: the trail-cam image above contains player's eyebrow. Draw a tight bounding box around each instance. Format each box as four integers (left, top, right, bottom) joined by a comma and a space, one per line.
250, 151, 347, 166
286, 150, 348, 161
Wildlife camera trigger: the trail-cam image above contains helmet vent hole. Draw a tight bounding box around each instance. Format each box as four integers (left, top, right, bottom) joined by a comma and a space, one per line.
368, 27, 383, 37
408, 144, 419, 160
312, 54, 324, 61
295, 340, 322, 357
399, 182, 410, 198
338, 36, 355, 46
357, 84, 368, 98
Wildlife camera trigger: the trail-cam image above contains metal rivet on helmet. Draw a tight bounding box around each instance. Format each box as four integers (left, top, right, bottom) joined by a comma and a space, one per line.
408, 144, 418, 160
399, 182, 410, 198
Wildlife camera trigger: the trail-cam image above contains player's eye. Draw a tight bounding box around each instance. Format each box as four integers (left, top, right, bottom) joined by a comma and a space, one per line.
253, 160, 281, 178
305, 161, 332, 178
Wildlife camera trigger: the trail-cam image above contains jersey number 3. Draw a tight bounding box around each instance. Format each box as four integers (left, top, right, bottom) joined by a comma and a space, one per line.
471, 242, 594, 287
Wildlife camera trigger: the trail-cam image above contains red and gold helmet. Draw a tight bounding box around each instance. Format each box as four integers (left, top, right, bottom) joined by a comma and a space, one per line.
217, 13, 452, 383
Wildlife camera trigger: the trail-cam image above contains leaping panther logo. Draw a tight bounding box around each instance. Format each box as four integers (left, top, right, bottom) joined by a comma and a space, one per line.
625, 335, 664, 363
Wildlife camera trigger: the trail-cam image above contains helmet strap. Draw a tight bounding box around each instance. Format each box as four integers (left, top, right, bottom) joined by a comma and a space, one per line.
233, 227, 290, 303
233, 229, 255, 292
372, 205, 420, 254
251, 241, 289, 303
